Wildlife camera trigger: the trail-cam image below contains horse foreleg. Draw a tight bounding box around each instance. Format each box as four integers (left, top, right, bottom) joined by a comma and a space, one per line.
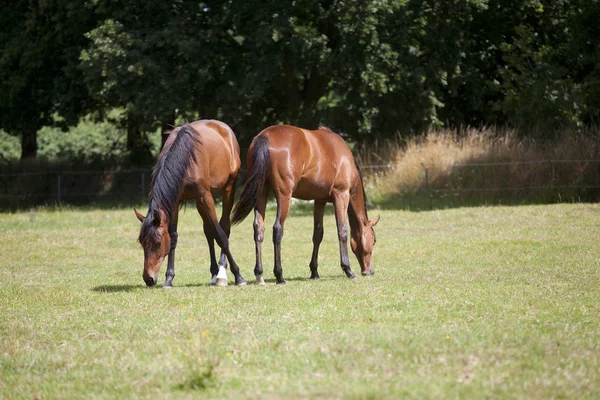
253, 191, 268, 285
273, 194, 291, 284
333, 193, 356, 279
309, 200, 326, 279
164, 211, 179, 288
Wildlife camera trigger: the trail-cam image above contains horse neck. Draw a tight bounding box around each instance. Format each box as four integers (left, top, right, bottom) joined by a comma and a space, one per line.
348, 180, 369, 235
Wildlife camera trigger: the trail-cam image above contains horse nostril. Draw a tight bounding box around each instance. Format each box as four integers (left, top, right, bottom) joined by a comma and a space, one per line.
145, 276, 156, 287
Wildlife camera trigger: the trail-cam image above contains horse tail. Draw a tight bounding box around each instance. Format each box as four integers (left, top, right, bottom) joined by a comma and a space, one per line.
231, 135, 270, 225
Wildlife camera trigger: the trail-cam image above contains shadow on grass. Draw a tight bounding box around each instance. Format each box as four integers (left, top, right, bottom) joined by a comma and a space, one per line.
180, 274, 345, 287
372, 188, 600, 212
91, 284, 143, 293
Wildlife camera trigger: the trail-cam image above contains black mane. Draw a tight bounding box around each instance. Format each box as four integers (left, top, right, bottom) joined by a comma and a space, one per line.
138, 124, 200, 249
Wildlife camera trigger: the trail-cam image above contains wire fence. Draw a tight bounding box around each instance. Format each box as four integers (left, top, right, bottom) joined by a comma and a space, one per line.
362, 159, 600, 193
0, 159, 599, 207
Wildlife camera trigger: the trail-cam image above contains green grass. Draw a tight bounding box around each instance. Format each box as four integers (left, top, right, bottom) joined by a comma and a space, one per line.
1, 202, 599, 399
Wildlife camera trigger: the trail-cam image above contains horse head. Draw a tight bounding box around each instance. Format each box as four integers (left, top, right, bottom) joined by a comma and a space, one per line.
351, 215, 380, 276
135, 208, 171, 286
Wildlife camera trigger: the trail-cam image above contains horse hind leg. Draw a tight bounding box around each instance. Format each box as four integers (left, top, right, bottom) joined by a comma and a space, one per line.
214, 175, 238, 283
198, 202, 223, 286
253, 189, 268, 285
309, 200, 326, 279
273, 193, 291, 284
200, 192, 246, 286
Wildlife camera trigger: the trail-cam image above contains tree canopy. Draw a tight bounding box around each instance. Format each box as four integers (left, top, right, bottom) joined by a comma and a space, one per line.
2, 0, 600, 160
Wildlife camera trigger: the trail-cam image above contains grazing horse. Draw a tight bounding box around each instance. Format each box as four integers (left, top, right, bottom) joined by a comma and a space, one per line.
134, 120, 246, 288
231, 125, 379, 284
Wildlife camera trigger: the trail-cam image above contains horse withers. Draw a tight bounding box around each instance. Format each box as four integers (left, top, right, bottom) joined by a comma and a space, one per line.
135, 120, 246, 288
231, 125, 379, 284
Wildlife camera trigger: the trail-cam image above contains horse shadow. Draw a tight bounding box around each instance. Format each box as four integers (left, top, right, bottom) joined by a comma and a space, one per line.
91, 274, 342, 292
91, 284, 142, 293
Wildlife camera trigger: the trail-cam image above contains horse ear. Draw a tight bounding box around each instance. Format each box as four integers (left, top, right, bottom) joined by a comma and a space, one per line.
369, 215, 380, 227
134, 208, 145, 223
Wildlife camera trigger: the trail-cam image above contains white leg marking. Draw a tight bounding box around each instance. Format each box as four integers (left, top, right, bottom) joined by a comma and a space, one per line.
215, 265, 228, 287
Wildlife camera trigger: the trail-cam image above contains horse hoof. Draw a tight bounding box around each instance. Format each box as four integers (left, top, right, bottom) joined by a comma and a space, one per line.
309, 274, 320, 280
162, 285, 173, 289
276, 279, 287, 285
256, 276, 265, 285
348, 274, 357, 280
215, 278, 228, 287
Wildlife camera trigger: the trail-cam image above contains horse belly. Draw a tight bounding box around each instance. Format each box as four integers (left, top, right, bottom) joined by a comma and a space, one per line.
292, 179, 332, 201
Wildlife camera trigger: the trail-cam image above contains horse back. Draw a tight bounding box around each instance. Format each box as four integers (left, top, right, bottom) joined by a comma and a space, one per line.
185, 120, 241, 195
257, 125, 358, 200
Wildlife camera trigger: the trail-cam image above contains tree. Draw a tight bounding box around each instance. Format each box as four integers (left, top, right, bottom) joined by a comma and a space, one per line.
0, 1, 98, 159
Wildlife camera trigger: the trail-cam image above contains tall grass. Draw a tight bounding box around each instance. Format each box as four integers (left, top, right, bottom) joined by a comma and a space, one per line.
357, 127, 600, 202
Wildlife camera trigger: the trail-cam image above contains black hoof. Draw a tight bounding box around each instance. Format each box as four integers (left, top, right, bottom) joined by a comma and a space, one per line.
276, 279, 287, 285
309, 273, 320, 280
236, 278, 247, 286
347, 273, 357, 280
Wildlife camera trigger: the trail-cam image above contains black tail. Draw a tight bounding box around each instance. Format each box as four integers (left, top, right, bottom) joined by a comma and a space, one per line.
231, 135, 270, 225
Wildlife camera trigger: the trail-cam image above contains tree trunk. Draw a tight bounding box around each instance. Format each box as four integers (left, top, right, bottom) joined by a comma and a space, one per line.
20, 131, 37, 159
127, 117, 152, 165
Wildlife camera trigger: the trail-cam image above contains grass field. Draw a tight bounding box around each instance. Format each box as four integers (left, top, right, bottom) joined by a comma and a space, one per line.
1, 201, 599, 399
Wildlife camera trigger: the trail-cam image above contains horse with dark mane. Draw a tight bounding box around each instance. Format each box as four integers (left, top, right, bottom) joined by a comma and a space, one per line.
231, 125, 379, 284
134, 120, 246, 287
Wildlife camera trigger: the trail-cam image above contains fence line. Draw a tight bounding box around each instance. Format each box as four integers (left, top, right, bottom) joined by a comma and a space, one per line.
0, 159, 599, 203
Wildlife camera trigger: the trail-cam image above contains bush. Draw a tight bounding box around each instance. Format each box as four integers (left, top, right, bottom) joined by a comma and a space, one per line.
0, 130, 21, 161
37, 116, 127, 162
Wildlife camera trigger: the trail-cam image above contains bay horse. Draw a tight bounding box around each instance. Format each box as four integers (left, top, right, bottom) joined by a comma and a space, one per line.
231, 125, 379, 284
134, 120, 246, 288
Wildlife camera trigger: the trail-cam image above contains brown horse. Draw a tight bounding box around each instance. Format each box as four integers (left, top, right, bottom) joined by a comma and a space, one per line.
231, 125, 379, 284
134, 120, 246, 288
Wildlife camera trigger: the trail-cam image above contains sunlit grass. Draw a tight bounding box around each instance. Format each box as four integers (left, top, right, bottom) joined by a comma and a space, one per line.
1, 203, 599, 398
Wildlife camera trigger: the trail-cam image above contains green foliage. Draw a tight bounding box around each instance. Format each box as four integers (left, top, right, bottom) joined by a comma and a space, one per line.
37, 116, 127, 162
0, 130, 21, 162
0, 0, 97, 157
3, 0, 600, 156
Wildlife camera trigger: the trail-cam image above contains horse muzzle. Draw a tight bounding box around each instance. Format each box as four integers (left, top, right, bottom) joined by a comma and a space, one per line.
361, 267, 374, 276
143, 273, 158, 287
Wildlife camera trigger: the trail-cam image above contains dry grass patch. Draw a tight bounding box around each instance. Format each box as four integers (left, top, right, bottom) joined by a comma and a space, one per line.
358, 127, 600, 200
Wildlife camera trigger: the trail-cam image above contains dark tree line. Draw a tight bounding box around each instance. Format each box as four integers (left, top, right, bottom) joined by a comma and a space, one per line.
2, 0, 600, 161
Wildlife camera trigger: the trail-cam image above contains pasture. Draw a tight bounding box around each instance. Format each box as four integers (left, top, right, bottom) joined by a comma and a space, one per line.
0, 202, 599, 399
